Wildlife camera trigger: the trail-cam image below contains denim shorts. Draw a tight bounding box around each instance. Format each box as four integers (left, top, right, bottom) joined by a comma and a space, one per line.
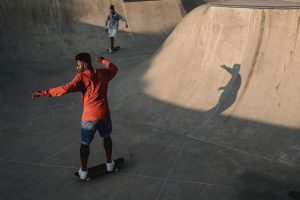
81, 115, 112, 145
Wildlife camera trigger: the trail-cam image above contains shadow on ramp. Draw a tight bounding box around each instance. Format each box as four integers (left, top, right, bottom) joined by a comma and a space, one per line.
197, 64, 241, 130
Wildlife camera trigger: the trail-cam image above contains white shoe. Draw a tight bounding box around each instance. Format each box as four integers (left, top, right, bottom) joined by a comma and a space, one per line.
78, 168, 88, 180
108, 48, 113, 54
106, 160, 115, 172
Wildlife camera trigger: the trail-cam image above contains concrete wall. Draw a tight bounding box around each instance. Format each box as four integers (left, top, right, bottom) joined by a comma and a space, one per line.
0, 0, 184, 64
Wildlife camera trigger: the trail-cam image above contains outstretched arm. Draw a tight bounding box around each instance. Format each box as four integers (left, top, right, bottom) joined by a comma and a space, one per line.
118, 14, 128, 28
32, 74, 83, 98
220, 65, 232, 73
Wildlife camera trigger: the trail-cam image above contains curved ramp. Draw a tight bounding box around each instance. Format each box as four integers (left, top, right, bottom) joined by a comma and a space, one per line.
144, 1, 300, 129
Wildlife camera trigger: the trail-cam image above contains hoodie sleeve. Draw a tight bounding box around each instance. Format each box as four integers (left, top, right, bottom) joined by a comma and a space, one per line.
101, 59, 118, 81
41, 74, 84, 97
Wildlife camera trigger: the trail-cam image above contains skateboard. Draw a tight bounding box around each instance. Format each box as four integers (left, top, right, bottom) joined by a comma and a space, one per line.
74, 158, 124, 181
107, 46, 120, 54
289, 191, 300, 200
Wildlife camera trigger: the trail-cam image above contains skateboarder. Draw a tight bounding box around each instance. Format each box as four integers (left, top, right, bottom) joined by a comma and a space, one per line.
32, 53, 118, 180
105, 5, 128, 53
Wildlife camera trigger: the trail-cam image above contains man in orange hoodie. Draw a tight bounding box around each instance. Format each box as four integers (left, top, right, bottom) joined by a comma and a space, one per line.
32, 53, 118, 179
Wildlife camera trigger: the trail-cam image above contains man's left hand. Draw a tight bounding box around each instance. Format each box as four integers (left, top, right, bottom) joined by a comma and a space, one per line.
96, 57, 105, 63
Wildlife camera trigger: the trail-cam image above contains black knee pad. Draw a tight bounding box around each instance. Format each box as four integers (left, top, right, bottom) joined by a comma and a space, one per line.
103, 136, 112, 149
80, 144, 90, 157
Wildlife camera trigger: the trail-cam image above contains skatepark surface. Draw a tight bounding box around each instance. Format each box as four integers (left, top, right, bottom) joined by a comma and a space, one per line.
1, 0, 300, 199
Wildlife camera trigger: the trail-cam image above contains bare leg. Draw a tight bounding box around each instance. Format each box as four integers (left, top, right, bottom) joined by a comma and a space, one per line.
110, 37, 114, 50
103, 136, 112, 163
80, 144, 89, 171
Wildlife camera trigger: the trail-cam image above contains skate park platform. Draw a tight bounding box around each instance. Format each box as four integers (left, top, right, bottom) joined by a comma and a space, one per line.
1, 0, 300, 199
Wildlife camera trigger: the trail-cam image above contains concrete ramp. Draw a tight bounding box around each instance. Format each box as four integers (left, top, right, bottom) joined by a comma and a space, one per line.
144, 1, 300, 129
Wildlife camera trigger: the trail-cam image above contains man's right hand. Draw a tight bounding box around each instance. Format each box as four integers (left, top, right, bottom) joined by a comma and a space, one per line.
105, 28, 108, 33
32, 91, 43, 98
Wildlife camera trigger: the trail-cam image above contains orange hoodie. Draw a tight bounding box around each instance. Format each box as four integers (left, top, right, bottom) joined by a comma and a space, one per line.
41, 59, 118, 121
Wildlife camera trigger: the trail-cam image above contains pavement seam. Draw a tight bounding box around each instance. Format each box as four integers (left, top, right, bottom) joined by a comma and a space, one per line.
39, 138, 79, 164
0, 158, 77, 169
186, 134, 293, 167
155, 137, 188, 200
0, 158, 289, 196
140, 121, 296, 168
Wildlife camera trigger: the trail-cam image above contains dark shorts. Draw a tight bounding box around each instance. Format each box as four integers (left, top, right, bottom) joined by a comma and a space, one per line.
81, 115, 112, 145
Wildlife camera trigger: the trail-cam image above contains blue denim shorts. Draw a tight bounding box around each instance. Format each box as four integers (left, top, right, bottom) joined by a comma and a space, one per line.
81, 115, 112, 145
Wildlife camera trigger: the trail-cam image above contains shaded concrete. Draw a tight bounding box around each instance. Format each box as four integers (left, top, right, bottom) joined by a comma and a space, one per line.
1, 0, 300, 200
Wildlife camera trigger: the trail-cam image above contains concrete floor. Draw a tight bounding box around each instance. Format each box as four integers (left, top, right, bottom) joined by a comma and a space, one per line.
1, 0, 300, 199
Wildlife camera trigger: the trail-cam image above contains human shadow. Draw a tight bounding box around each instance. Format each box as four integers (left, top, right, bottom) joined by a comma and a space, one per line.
212, 64, 241, 114
198, 64, 241, 128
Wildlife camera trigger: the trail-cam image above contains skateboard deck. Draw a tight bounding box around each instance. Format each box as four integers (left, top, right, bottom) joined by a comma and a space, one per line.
107, 46, 120, 54
74, 158, 124, 181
